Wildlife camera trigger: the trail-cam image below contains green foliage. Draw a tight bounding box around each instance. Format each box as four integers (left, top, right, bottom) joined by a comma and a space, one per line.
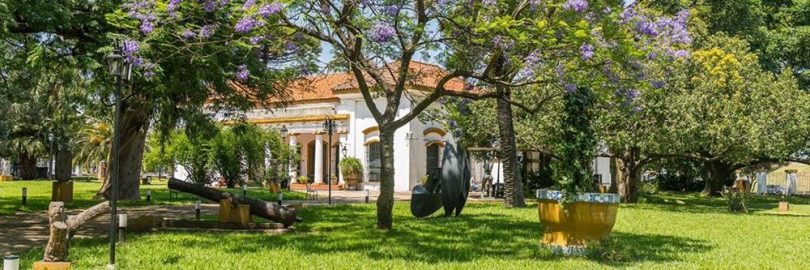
11, 195, 810, 269
338, 157, 363, 178
296, 175, 309, 184
556, 87, 598, 198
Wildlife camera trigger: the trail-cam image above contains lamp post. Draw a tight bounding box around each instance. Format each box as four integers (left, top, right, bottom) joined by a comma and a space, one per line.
323, 117, 335, 205
105, 40, 132, 270
279, 125, 289, 190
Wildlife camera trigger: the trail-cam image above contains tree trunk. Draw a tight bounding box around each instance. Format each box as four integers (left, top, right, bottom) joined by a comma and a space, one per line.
616, 161, 641, 203
98, 98, 150, 200
55, 149, 72, 182
609, 157, 619, 193
19, 151, 38, 180
168, 178, 297, 227
702, 160, 734, 196
44, 201, 109, 262
376, 130, 396, 229
495, 86, 526, 207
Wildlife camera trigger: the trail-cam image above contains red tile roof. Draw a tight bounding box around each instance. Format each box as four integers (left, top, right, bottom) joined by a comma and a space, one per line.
272, 61, 471, 104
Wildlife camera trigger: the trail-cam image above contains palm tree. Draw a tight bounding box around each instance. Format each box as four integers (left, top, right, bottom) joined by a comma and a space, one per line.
74, 120, 113, 182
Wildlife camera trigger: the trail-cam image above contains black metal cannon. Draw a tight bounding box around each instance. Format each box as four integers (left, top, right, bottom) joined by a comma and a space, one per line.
410, 142, 471, 218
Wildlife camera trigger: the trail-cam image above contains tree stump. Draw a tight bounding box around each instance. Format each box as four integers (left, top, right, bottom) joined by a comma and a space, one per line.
42, 201, 110, 263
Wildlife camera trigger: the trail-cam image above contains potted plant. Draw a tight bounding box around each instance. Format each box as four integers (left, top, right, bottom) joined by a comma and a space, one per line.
536, 87, 619, 255
296, 175, 309, 184
339, 157, 363, 190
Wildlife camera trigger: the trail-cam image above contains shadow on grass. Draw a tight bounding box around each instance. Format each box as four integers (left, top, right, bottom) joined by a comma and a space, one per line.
632, 192, 810, 215
72, 203, 709, 267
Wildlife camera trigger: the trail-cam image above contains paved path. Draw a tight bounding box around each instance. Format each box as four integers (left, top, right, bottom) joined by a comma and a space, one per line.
0, 190, 497, 255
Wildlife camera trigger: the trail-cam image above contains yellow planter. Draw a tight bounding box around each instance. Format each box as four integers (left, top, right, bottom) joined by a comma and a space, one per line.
52, 181, 74, 203
537, 190, 619, 254
0, 175, 13, 181
33, 261, 71, 270
219, 199, 252, 228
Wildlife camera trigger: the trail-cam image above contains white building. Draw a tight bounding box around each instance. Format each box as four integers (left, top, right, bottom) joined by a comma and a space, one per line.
175, 61, 612, 192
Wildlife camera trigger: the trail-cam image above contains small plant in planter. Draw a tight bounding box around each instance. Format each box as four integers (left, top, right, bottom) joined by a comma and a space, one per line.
339, 157, 363, 190
296, 175, 309, 184
536, 87, 620, 255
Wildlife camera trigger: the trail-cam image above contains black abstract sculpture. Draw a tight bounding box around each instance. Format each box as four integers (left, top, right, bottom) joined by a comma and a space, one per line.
411, 142, 471, 218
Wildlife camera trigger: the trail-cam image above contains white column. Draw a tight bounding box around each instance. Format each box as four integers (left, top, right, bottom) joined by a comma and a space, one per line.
288, 135, 298, 179
786, 170, 798, 196
756, 171, 767, 195
314, 134, 324, 184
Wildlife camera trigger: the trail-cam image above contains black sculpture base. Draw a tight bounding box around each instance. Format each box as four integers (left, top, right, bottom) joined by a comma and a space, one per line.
410, 141, 471, 218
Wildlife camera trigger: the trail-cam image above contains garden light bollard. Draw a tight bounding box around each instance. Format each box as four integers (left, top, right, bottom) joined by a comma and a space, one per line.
242, 185, 247, 196
195, 200, 201, 220
118, 214, 127, 243
3, 255, 20, 270
277, 192, 283, 206
365, 189, 370, 204
21, 187, 27, 206
146, 190, 151, 204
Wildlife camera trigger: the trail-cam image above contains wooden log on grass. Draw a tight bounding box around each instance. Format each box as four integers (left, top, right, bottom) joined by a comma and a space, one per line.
168, 178, 298, 227
44, 201, 110, 262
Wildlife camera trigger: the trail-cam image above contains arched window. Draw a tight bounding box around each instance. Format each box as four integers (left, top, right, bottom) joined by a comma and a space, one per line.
366, 142, 381, 182
426, 143, 440, 174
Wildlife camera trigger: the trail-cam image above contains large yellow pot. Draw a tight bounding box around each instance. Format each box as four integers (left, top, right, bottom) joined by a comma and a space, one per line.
537, 190, 619, 254
0, 175, 13, 181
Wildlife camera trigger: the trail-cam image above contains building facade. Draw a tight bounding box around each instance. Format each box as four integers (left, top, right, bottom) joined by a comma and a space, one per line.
174, 62, 612, 192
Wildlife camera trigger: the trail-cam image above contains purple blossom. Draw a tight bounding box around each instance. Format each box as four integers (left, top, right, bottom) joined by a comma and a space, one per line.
166, 0, 181, 13
123, 39, 140, 55
563, 0, 588, 13
199, 24, 215, 39
482, 0, 497, 7
636, 21, 658, 37
652, 81, 665, 89
625, 89, 639, 102
182, 29, 196, 39
564, 83, 577, 93
236, 65, 250, 82
249, 36, 263, 44
242, 0, 255, 9
580, 44, 594, 60
370, 22, 396, 43
143, 63, 157, 78
285, 41, 298, 51
204, 1, 216, 12
259, 2, 283, 17
528, 0, 541, 10
235, 16, 263, 33
140, 21, 154, 34
383, 5, 399, 16
674, 50, 689, 58
492, 35, 514, 51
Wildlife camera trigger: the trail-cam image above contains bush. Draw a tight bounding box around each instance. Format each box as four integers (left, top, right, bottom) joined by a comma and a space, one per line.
720, 186, 747, 213
339, 157, 363, 178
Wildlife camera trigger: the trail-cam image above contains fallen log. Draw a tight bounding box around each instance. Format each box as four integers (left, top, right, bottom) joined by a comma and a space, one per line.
44, 201, 110, 262
168, 178, 298, 227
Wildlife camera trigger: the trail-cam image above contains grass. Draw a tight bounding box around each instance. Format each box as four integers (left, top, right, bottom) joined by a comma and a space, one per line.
0, 179, 305, 215
12, 192, 810, 269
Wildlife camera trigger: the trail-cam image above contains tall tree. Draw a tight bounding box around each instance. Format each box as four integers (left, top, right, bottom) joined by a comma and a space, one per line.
661, 36, 810, 195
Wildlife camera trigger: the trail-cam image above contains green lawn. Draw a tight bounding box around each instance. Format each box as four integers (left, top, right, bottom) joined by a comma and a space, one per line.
11, 192, 810, 269
0, 179, 305, 215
